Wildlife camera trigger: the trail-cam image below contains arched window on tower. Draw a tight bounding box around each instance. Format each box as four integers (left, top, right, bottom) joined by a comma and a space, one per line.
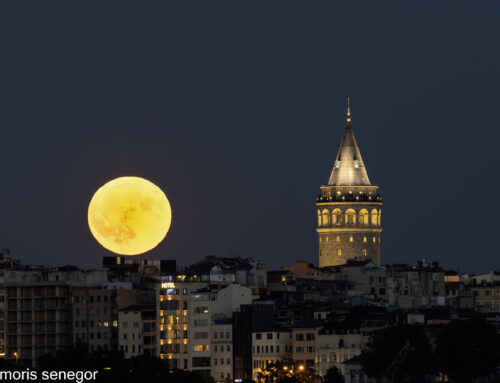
317, 210, 322, 227
332, 209, 342, 225
359, 209, 369, 226
322, 209, 330, 226
371, 209, 378, 226
377, 210, 382, 226
345, 209, 356, 225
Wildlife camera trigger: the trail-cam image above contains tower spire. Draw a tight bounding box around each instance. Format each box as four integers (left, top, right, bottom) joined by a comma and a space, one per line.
346, 96, 351, 126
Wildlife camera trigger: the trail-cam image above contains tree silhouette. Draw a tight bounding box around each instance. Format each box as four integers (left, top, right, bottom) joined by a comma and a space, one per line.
434, 318, 500, 382
323, 366, 344, 383
361, 323, 432, 381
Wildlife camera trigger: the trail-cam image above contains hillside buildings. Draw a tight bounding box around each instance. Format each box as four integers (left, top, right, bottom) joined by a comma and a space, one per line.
0, 103, 499, 382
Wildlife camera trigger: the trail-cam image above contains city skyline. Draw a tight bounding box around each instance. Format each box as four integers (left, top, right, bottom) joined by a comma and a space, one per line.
2, 2, 500, 273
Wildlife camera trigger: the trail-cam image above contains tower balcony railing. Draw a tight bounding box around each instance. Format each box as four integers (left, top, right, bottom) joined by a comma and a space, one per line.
317, 193, 382, 203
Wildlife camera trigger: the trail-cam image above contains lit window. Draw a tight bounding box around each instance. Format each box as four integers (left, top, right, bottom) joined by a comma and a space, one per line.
336, 236, 340, 243
359, 209, 369, 225
363, 237, 367, 243
193, 344, 209, 352
373, 237, 376, 243
337, 248, 342, 256
332, 209, 342, 225
354, 160, 359, 168
345, 209, 356, 224
322, 209, 330, 226
362, 249, 367, 256
349, 236, 353, 242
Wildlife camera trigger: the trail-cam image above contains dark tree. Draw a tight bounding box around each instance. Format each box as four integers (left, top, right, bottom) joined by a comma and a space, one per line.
324, 366, 344, 383
37, 345, 214, 383
434, 318, 500, 383
361, 323, 432, 381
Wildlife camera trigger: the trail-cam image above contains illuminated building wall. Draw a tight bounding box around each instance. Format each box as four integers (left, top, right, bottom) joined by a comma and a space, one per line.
156, 275, 204, 370
251, 329, 292, 381
315, 327, 362, 377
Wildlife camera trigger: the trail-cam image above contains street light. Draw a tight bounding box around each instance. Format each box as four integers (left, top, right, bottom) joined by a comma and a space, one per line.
298, 365, 305, 371
13, 352, 19, 365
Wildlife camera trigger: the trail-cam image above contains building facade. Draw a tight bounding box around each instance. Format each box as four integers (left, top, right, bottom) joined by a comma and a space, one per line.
291, 326, 316, 368
211, 321, 233, 382
4, 268, 108, 367
118, 305, 156, 358
315, 325, 362, 378
251, 328, 292, 381
317, 100, 382, 268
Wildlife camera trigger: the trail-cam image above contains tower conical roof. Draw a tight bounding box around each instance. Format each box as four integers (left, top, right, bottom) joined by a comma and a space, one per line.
328, 100, 371, 186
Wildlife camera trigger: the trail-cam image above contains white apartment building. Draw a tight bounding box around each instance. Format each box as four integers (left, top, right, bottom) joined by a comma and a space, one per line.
315, 325, 362, 378
190, 284, 251, 376
118, 305, 156, 358
251, 328, 292, 381
211, 321, 233, 382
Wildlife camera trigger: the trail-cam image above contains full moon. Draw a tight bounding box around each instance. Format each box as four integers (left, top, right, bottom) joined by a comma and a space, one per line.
88, 176, 172, 255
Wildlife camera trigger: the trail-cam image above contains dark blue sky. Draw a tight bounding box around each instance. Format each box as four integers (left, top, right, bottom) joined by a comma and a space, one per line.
1, 1, 499, 273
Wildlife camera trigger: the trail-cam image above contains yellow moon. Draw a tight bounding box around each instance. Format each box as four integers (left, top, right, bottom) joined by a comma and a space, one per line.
88, 176, 172, 255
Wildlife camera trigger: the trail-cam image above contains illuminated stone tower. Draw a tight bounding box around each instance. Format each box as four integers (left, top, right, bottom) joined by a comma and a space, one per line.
317, 98, 382, 267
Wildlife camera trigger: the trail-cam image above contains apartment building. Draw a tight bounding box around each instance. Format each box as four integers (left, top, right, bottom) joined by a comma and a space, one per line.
157, 274, 252, 376
189, 284, 252, 375
233, 302, 276, 382
4, 267, 107, 367
157, 275, 205, 369
251, 328, 292, 380
291, 326, 316, 368
386, 260, 445, 308
470, 283, 500, 312
211, 319, 233, 382
118, 305, 156, 358
315, 324, 362, 377
71, 281, 149, 353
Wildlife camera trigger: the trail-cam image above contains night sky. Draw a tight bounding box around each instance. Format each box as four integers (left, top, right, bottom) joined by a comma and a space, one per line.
1, 1, 500, 273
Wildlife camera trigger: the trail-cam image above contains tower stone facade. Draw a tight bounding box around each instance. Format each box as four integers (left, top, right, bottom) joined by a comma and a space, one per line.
317, 100, 382, 268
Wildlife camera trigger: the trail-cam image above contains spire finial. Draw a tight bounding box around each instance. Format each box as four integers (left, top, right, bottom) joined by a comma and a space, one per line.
346, 96, 351, 126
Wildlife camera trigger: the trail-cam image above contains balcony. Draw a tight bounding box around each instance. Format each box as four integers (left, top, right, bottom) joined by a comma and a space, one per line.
317, 193, 382, 203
